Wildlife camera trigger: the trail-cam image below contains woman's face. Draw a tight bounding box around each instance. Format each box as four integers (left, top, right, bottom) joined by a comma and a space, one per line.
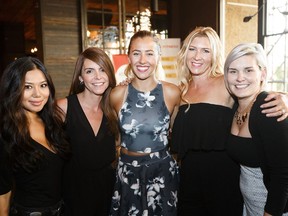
226, 54, 266, 99
186, 36, 212, 77
128, 36, 160, 80
80, 58, 109, 95
22, 68, 50, 114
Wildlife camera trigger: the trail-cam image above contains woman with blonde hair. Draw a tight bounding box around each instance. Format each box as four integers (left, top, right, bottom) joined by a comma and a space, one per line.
171, 26, 288, 215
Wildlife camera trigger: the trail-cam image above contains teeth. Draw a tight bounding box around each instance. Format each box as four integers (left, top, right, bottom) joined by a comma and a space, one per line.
235, 84, 248, 89
93, 83, 104, 86
137, 66, 149, 72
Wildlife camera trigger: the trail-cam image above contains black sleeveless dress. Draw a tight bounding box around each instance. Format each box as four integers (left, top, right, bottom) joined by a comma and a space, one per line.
171, 103, 243, 216
63, 94, 116, 216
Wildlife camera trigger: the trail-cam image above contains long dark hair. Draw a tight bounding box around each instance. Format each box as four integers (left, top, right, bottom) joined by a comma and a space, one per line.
69, 47, 119, 137
0, 56, 70, 172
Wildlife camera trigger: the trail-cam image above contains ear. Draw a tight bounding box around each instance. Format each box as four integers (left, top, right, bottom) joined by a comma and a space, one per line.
261, 68, 267, 81
79, 76, 83, 83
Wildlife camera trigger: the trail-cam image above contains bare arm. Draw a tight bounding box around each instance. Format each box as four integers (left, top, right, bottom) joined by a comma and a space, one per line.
162, 81, 181, 128
56, 98, 68, 121
0, 191, 11, 216
260, 92, 288, 121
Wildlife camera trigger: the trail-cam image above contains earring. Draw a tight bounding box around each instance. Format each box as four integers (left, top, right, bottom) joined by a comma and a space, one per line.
80, 80, 84, 85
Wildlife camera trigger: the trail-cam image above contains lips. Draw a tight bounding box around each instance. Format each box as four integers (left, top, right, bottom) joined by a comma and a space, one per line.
30, 100, 43, 106
136, 65, 149, 72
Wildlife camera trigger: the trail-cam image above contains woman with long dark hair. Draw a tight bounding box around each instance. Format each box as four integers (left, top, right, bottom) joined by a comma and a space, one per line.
0, 56, 70, 215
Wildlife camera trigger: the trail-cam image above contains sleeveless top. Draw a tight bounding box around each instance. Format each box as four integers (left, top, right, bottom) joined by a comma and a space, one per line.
64, 94, 115, 170
119, 83, 170, 153
171, 103, 234, 159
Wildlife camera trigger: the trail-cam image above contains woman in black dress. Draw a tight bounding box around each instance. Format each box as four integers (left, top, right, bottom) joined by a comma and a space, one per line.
171, 26, 288, 216
0, 56, 70, 215
57, 47, 119, 216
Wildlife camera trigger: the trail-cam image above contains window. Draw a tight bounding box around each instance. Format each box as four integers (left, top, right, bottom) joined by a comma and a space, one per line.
264, 0, 288, 92
81, 0, 168, 55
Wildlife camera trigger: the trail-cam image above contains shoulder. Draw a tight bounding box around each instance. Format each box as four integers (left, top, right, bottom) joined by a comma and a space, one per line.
111, 85, 127, 100
56, 97, 68, 115
110, 85, 128, 112
253, 91, 268, 108
161, 81, 181, 98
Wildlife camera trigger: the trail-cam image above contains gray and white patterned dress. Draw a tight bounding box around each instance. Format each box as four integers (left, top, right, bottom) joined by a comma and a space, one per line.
110, 83, 179, 216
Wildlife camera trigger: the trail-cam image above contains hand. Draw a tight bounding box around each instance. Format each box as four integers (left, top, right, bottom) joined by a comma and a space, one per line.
117, 78, 132, 86
261, 92, 288, 121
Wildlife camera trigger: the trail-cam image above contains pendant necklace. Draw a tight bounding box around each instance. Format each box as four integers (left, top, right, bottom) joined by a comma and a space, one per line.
234, 93, 259, 126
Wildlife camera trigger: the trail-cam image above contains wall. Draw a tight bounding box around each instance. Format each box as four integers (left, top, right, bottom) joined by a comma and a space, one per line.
167, 0, 219, 41
39, 0, 82, 98
167, 0, 258, 57
225, 0, 258, 55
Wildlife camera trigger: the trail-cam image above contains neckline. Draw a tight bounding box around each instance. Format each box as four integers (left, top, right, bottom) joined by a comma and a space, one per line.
75, 94, 103, 137
130, 81, 160, 94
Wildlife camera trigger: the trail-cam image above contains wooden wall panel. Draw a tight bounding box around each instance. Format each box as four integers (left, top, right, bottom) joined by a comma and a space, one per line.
40, 0, 82, 98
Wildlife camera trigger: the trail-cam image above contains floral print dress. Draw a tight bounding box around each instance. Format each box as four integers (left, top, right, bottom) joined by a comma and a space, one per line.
110, 83, 179, 216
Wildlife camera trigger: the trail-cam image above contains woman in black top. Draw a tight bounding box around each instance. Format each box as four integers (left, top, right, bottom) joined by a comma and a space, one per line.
57, 47, 119, 216
224, 43, 288, 215
0, 57, 70, 216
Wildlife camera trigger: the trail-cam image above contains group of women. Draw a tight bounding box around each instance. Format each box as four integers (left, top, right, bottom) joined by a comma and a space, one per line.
0, 26, 287, 216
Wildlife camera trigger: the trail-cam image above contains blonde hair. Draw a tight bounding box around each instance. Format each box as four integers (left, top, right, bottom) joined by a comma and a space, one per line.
177, 26, 224, 102
124, 30, 163, 80
224, 43, 268, 91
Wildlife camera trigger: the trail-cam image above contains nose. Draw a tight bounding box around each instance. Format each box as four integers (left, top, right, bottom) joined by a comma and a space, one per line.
32, 87, 41, 97
236, 71, 245, 82
94, 70, 101, 79
139, 53, 146, 64
194, 50, 202, 60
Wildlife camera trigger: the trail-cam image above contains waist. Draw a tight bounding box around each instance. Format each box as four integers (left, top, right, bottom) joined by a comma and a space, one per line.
121, 148, 150, 156
10, 200, 63, 216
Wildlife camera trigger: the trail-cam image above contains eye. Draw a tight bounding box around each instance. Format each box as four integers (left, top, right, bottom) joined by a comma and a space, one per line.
41, 83, 48, 88
228, 69, 237, 74
188, 47, 195, 51
99, 68, 105, 73
85, 69, 93, 74
246, 69, 254, 73
132, 52, 140, 56
147, 52, 154, 56
204, 49, 210, 53
24, 84, 32, 89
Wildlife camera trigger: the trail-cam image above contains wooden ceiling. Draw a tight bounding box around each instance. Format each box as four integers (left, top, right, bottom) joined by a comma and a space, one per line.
0, 0, 37, 41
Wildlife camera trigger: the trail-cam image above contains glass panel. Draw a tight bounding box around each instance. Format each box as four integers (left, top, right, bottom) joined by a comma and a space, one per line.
82, 0, 168, 53
265, 0, 288, 92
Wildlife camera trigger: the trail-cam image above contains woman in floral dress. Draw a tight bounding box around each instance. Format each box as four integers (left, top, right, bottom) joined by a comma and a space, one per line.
109, 30, 180, 216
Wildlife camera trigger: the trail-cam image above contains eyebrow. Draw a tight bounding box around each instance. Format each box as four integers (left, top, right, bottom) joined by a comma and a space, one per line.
25, 80, 47, 84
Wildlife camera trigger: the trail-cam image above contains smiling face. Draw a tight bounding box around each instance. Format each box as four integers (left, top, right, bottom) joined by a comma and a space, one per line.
186, 36, 212, 77
22, 68, 50, 114
226, 54, 266, 100
128, 36, 160, 81
79, 58, 109, 95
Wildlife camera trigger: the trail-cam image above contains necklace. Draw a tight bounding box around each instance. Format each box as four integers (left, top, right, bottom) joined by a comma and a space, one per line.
234, 93, 259, 126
